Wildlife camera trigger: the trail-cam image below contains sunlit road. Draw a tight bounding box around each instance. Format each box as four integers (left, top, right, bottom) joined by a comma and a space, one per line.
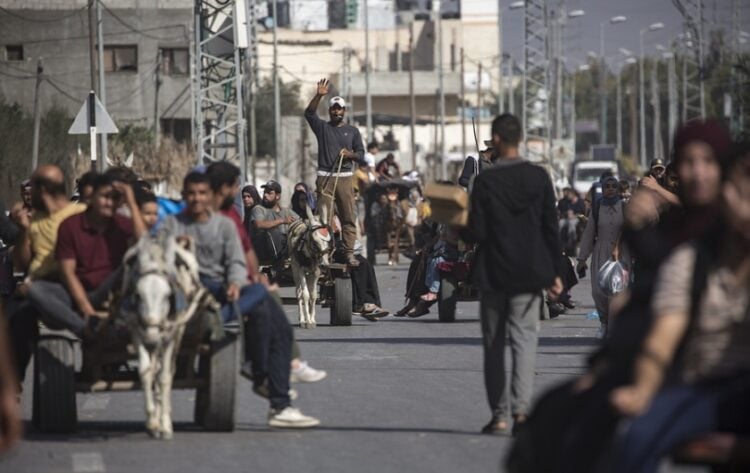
1, 255, 704, 473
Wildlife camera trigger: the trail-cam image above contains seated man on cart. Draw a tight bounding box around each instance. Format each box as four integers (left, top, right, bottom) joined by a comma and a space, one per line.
251, 180, 299, 266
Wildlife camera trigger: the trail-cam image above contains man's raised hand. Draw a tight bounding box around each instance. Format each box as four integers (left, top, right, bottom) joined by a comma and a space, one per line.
317, 78, 331, 96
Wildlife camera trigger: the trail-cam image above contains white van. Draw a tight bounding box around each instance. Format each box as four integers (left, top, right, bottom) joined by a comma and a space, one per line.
571, 160, 619, 196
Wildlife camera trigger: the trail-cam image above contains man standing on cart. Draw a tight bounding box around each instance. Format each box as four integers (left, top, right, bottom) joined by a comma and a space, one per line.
305, 78, 365, 267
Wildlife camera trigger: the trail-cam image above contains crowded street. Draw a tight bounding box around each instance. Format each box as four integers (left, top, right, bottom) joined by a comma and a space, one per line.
1, 257, 702, 473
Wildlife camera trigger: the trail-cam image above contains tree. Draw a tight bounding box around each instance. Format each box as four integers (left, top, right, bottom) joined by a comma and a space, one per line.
250, 78, 303, 157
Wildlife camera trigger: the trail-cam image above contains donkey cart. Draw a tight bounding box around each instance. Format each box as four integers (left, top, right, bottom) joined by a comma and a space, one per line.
31, 310, 238, 434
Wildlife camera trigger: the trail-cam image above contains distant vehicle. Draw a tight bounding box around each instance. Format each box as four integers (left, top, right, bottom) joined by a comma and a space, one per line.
590, 144, 617, 161
571, 160, 619, 196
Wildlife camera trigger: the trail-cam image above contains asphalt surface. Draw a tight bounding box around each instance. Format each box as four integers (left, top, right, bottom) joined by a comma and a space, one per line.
2, 255, 706, 473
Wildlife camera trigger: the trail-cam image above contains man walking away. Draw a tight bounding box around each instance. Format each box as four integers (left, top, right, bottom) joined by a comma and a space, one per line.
463, 113, 562, 435
305, 78, 365, 267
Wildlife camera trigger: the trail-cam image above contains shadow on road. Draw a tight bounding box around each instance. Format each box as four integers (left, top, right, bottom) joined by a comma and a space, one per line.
235, 423, 491, 437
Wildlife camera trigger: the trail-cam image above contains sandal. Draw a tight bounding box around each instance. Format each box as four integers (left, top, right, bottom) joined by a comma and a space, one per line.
512, 414, 527, 436
481, 417, 509, 435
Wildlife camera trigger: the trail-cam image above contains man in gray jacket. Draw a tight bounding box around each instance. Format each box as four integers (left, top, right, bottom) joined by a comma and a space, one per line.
160, 172, 319, 429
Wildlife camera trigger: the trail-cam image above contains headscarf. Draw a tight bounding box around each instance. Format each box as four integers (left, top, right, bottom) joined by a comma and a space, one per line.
241, 185, 261, 230
600, 176, 621, 207
672, 119, 732, 173
294, 182, 316, 212
291, 189, 309, 219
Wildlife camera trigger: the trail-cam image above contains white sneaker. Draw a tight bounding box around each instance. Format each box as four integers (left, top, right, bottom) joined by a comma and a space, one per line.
268, 407, 320, 428
290, 361, 327, 383
595, 324, 608, 339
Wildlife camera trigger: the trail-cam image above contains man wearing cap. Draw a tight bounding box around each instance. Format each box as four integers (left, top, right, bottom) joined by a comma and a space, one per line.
647, 158, 666, 181
251, 180, 299, 264
458, 140, 495, 188
305, 78, 365, 267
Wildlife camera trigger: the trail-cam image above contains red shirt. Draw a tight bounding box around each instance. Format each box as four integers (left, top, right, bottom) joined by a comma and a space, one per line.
220, 206, 256, 279
56, 212, 133, 291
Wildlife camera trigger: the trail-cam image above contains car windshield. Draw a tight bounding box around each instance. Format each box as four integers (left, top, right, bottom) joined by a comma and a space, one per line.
575, 167, 613, 182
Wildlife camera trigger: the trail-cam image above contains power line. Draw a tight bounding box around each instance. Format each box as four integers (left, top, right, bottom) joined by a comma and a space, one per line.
0, 5, 87, 23
43, 77, 81, 102
99, 0, 189, 41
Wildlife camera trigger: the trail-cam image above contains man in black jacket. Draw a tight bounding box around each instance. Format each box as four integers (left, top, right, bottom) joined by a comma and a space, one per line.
464, 113, 562, 435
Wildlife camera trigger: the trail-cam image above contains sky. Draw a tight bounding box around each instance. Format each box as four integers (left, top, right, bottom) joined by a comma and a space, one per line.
500, 0, 746, 68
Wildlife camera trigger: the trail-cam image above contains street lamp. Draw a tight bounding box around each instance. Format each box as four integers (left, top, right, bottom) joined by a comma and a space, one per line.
639, 22, 664, 169
615, 53, 636, 155
599, 15, 627, 145
551, 9, 585, 140
509, 1, 524, 10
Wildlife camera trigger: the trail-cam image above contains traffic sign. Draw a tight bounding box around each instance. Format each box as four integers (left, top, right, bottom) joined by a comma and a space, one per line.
68, 91, 118, 135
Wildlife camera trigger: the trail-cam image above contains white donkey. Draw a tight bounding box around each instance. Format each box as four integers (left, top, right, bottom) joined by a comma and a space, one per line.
120, 236, 205, 439
288, 208, 332, 328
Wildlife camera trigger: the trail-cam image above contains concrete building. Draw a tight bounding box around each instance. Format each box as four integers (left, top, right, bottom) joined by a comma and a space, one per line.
1, 0, 511, 179
0, 0, 193, 144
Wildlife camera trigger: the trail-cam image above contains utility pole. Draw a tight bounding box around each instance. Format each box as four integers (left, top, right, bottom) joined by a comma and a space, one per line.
87, 0, 98, 168
460, 47, 466, 159
96, 0, 108, 168
616, 65, 622, 155
650, 62, 662, 159
408, 19, 417, 171
31, 59, 43, 172
272, 0, 281, 182
248, 0, 258, 182
436, 0, 446, 179
364, 0, 372, 141
666, 51, 677, 156
154, 49, 161, 147
497, 0, 504, 113
476, 62, 482, 128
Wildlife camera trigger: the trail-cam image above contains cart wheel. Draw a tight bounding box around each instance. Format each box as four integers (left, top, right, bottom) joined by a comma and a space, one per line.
438, 276, 458, 323
330, 276, 352, 326
32, 337, 77, 433
195, 332, 237, 431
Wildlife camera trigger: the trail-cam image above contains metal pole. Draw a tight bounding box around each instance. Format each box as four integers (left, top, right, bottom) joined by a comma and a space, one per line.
616, 66, 622, 155
88, 0, 98, 169
600, 22, 607, 144
651, 61, 662, 159
497, 0, 504, 112
436, 0, 446, 179
272, 0, 281, 182
667, 52, 677, 157
154, 49, 161, 148
555, 20, 563, 140
194, 4, 204, 165
476, 62, 482, 126
639, 31, 647, 169
96, 0, 108, 169
508, 58, 514, 114
31, 59, 43, 172
409, 21, 417, 171
88, 90, 97, 171
460, 47, 466, 159
233, 0, 245, 171
364, 0, 372, 141
571, 69, 576, 150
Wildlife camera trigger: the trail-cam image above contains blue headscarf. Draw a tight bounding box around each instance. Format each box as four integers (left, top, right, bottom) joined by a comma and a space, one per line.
600, 176, 620, 207
295, 182, 316, 212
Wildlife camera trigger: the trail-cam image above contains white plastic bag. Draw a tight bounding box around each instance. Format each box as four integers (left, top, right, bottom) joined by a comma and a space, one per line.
597, 258, 629, 296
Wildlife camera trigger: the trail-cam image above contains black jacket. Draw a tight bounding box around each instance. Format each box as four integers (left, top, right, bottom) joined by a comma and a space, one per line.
0, 201, 18, 246
458, 156, 492, 188
463, 159, 561, 294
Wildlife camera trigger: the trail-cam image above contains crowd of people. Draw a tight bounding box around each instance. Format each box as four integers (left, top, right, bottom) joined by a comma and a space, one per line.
0, 75, 748, 473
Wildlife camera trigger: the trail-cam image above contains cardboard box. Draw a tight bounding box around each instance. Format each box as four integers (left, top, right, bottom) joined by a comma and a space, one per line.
424, 183, 469, 227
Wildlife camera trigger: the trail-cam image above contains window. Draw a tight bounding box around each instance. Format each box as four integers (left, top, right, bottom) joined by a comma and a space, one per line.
103, 45, 137, 72
5, 45, 23, 61
160, 118, 191, 144
160, 48, 189, 76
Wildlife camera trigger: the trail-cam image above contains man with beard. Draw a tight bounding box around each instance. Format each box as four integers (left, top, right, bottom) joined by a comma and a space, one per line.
305, 78, 365, 267
251, 180, 299, 264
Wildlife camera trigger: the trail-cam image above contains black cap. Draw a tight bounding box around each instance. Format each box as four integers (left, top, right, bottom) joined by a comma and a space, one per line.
650, 158, 666, 170
261, 180, 282, 193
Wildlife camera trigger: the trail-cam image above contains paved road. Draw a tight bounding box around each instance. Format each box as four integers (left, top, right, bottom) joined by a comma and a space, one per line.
2, 256, 705, 473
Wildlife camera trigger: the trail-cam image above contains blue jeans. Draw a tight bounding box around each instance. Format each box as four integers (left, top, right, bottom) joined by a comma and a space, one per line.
200, 277, 292, 410
425, 256, 445, 293
606, 376, 750, 473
